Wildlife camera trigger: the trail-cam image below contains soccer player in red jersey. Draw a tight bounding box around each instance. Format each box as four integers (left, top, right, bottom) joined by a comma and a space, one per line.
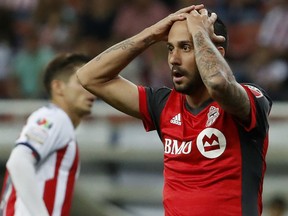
0, 53, 96, 216
77, 4, 272, 216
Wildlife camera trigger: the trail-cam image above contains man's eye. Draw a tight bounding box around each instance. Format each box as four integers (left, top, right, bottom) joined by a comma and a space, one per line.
167, 45, 173, 52
183, 45, 191, 51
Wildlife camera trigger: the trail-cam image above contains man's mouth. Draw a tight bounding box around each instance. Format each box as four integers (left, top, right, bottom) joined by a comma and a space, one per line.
172, 66, 184, 82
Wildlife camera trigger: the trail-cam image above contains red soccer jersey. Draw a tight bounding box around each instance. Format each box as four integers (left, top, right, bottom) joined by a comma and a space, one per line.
138, 84, 272, 216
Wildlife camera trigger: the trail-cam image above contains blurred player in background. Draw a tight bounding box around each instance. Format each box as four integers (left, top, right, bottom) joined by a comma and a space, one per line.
0, 53, 96, 216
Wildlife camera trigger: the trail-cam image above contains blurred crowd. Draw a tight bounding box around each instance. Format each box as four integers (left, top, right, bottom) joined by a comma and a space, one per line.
0, 0, 287, 100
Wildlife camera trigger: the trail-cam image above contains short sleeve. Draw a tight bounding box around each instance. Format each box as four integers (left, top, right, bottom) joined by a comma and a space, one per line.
138, 86, 155, 131
16, 107, 74, 162
241, 84, 272, 132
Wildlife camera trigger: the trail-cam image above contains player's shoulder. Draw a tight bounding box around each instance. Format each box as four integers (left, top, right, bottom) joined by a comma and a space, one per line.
241, 83, 273, 112
29, 104, 71, 127
242, 83, 266, 98
145, 86, 171, 98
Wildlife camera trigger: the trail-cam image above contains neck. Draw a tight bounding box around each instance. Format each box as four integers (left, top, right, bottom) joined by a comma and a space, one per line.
51, 99, 81, 128
185, 89, 211, 109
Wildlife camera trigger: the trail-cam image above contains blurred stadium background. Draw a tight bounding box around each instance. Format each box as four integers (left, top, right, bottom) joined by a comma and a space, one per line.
0, 0, 287, 215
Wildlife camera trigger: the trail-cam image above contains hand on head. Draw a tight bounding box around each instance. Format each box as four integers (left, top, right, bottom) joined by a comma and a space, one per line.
148, 4, 225, 44
183, 8, 226, 44
147, 4, 205, 42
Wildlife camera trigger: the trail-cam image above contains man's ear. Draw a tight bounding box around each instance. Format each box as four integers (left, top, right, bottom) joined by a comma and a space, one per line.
217, 46, 225, 57
51, 80, 64, 96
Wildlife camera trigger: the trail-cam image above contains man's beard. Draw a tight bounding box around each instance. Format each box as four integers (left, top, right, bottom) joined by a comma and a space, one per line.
173, 81, 196, 95
171, 65, 203, 95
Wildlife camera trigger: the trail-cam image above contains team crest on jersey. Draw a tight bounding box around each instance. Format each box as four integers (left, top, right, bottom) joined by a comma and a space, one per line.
37, 118, 53, 129
245, 85, 263, 98
196, 128, 226, 159
206, 106, 219, 127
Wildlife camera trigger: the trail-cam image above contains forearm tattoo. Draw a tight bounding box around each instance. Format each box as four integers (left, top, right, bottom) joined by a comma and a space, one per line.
95, 39, 137, 61
194, 32, 233, 85
194, 31, 250, 119
96, 36, 154, 61
143, 35, 156, 46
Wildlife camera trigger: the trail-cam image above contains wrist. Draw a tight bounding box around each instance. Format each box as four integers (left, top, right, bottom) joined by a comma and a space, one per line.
139, 27, 158, 46
190, 26, 208, 37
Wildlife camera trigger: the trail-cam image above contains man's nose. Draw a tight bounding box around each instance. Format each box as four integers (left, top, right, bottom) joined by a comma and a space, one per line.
169, 50, 181, 65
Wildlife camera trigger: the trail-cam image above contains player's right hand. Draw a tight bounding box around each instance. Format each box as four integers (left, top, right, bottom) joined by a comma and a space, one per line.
146, 4, 205, 42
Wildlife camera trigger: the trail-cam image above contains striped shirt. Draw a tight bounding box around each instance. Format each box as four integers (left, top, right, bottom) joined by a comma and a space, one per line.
0, 104, 79, 216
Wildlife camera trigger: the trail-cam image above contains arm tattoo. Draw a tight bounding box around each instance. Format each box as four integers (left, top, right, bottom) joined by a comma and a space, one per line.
143, 35, 156, 46
194, 32, 233, 86
96, 36, 154, 61
95, 39, 137, 61
194, 31, 250, 120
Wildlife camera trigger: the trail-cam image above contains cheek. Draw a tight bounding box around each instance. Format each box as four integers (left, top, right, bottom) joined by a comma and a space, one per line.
70, 83, 85, 94
65, 86, 82, 99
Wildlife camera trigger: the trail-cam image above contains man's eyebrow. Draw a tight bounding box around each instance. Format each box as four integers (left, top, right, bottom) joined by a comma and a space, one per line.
178, 40, 193, 45
167, 40, 192, 45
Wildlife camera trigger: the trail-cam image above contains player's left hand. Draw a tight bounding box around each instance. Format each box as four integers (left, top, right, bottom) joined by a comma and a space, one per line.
184, 9, 225, 44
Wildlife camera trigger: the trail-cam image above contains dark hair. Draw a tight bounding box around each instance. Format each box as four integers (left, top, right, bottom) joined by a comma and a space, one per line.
43, 53, 91, 97
209, 11, 228, 52
214, 15, 228, 52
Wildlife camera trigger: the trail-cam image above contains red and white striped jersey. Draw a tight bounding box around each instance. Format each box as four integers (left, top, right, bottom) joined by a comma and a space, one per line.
0, 104, 79, 216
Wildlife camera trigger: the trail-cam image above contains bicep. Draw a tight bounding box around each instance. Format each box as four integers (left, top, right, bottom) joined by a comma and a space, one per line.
90, 76, 142, 119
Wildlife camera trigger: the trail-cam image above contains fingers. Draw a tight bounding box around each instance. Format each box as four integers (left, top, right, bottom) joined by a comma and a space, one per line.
189, 8, 208, 17
185, 8, 226, 44
199, 8, 208, 16
208, 12, 217, 23
175, 5, 196, 15
175, 4, 204, 15
194, 4, 205, 11
212, 34, 226, 44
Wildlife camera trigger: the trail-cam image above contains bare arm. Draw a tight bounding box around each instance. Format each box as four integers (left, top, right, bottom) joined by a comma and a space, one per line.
7, 145, 49, 216
77, 5, 204, 119
77, 33, 154, 119
185, 10, 250, 123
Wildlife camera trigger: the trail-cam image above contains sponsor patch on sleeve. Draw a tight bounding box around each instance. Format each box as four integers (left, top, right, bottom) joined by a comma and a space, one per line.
244, 85, 264, 98
25, 126, 48, 145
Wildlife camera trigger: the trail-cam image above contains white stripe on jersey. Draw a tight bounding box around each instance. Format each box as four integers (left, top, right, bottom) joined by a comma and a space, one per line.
52, 140, 77, 216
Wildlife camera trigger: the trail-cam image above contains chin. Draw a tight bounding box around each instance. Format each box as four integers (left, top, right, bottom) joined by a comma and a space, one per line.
174, 84, 188, 93
176, 87, 195, 95
78, 108, 92, 117
83, 109, 92, 116
173, 81, 196, 95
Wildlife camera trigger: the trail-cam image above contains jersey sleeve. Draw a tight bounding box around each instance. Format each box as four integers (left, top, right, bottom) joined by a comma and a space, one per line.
138, 86, 171, 132
138, 86, 155, 131
241, 84, 272, 133
15, 109, 73, 163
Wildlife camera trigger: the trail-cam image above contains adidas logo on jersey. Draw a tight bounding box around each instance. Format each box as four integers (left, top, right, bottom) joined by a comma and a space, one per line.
170, 113, 182, 125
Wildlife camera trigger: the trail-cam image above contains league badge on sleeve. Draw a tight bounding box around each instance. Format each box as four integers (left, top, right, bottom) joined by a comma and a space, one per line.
37, 118, 53, 129
245, 85, 264, 98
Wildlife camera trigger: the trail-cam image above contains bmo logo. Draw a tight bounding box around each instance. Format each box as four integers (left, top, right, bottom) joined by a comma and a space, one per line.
197, 128, 226, 159
164, 139, 192, 155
